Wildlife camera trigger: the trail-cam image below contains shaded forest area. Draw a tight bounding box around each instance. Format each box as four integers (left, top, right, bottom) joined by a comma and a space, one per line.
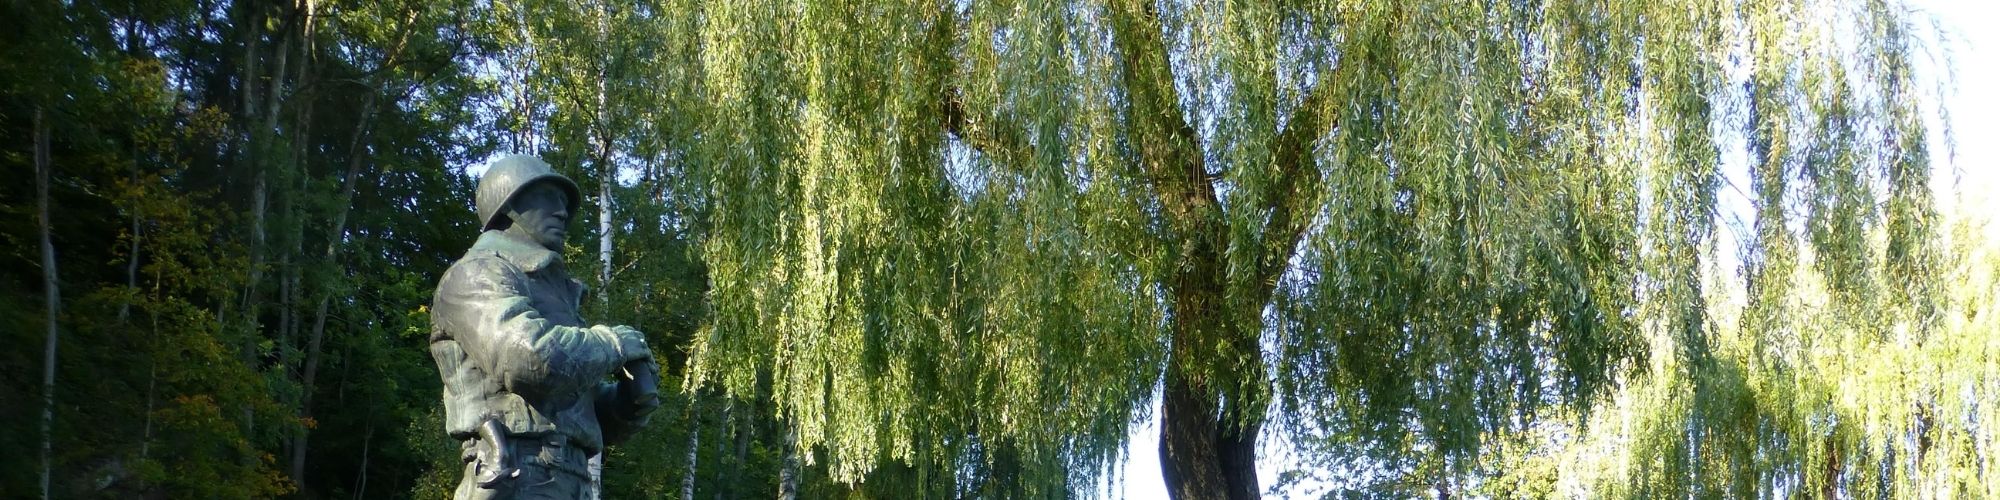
2, 0, 1996, 499
0, 0, 755, 498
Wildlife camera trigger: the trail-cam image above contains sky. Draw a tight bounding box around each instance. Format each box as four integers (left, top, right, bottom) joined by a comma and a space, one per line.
1916, 0, 2000, 232
1113, 1, 2000, 498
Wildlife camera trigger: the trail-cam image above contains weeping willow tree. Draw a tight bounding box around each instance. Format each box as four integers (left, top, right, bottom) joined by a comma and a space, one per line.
1491, 1, 1990, 497
682, 0, 1947, 497
1523, 142, 1988, 497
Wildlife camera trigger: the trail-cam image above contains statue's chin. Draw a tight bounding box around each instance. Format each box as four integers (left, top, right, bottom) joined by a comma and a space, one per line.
528, 225, 562, 246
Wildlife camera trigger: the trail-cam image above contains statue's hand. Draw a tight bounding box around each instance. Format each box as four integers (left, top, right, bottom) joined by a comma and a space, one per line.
620, 358, 662, 417
608, 326, 660, 417
609, 325, 653, 364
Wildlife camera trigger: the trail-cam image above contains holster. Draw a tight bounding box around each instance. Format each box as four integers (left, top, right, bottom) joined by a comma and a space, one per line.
472, 417, 521, 490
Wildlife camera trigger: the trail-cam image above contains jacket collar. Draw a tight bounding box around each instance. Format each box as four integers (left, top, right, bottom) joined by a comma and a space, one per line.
471, 230, 561, 273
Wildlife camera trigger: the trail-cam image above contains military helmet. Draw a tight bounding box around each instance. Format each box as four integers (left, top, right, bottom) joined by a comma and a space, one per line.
475, 154, 582, 231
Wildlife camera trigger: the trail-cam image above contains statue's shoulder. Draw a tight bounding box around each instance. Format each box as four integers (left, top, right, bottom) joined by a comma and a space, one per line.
438, 248, 527, 293
429, 249, 526, 340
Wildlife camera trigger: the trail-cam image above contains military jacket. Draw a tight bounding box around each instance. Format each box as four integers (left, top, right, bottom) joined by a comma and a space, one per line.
430, 230, 646, 454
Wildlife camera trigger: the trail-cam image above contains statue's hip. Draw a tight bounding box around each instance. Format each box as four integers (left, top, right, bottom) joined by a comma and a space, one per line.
453, 432, 593, 500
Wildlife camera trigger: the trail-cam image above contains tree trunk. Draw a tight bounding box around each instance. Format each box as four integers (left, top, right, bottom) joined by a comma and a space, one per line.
237, 5, 269, 430
1157, 231, 1262, 500
585, 454, 602, 500
244, 167, 267, 331
1098, 0, 1329, 493
141, 365, 157, 460
293, 84, 369, 488
120, 194, 141, 322
594, 0, 615, 314
118, 10, 145, 324
119, 144, 142, 323
239, 0, 261, 124
727, 405, 750, 500
598, 155, 614, 310
1098, 1, 1271, 494
942, 1, 1288, 484
270, 3, 314, 326
681, 399, 699, 500
143, 239, 164, 465
35, 104, 63, 500
777, 426, 799, 500
581, 19, 616, 495
713, 405, 731, 500
262, 0, 294, 137
351, 422, 373, 499
281, 0, 317, 484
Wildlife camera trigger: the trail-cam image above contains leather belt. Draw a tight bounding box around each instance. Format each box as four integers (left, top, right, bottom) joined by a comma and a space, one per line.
462, 426, 593, 484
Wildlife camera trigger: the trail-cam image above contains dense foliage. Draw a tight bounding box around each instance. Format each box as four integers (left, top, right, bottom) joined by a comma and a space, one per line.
0, 0, 1986, 498
0, 1, 761, 498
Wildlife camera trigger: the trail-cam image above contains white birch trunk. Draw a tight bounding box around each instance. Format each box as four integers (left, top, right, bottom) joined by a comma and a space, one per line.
594, 0, 614, 313
778, 427, 799, 500
589, 5, 615, 499
682, 408, 698, 500
36, 105, 63, 500
586, 454, 603, 500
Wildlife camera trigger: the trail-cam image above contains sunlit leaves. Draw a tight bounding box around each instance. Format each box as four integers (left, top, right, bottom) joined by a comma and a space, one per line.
694, 0, 1164, 492
1494, 0, 1976, 497
682, 0, 1951, 495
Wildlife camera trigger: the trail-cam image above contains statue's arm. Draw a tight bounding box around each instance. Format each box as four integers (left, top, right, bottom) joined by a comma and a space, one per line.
438, 257, 624, 398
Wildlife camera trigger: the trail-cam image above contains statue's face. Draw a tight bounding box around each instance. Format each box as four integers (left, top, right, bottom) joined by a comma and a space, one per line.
506, 182, 570, 251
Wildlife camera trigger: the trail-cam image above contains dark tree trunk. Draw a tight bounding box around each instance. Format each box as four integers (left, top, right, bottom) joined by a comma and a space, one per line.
1106, 0, 1269, 493
294, 81, 368, 489
728, 403, 751, 500
235, 2, 270, 452
939, 1, 1329, 495
1158, 231, 1262, 500
120, 155, 141, 323
351, 422, 373, 499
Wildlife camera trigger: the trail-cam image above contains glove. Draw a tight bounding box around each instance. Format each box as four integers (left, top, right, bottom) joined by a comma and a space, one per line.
619, 358, 662, 417
608, 325, 653, 364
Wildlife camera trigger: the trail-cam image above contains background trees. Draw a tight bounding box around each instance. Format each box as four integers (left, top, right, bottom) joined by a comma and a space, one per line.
0, 0, 1988, 498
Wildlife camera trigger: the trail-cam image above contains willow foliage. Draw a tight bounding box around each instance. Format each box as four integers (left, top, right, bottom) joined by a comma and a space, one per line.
685, 0, 1948, 494
1502, 1, 1984, 497
697, 2, 1162, 492
1531, 188, 1985, 499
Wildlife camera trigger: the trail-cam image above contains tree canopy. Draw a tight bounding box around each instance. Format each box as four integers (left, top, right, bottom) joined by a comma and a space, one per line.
0, 0, 1988, 498
689, 0, 1975, 497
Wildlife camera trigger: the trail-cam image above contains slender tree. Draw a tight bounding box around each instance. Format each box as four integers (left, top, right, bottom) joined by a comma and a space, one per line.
34, 104, 61, 500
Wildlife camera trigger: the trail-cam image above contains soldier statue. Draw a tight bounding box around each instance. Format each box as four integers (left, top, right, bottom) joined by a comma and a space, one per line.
429, 154, 660, 499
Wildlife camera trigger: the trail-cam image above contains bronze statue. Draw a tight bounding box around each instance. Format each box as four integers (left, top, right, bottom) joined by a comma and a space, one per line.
429, 154, 660, 499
